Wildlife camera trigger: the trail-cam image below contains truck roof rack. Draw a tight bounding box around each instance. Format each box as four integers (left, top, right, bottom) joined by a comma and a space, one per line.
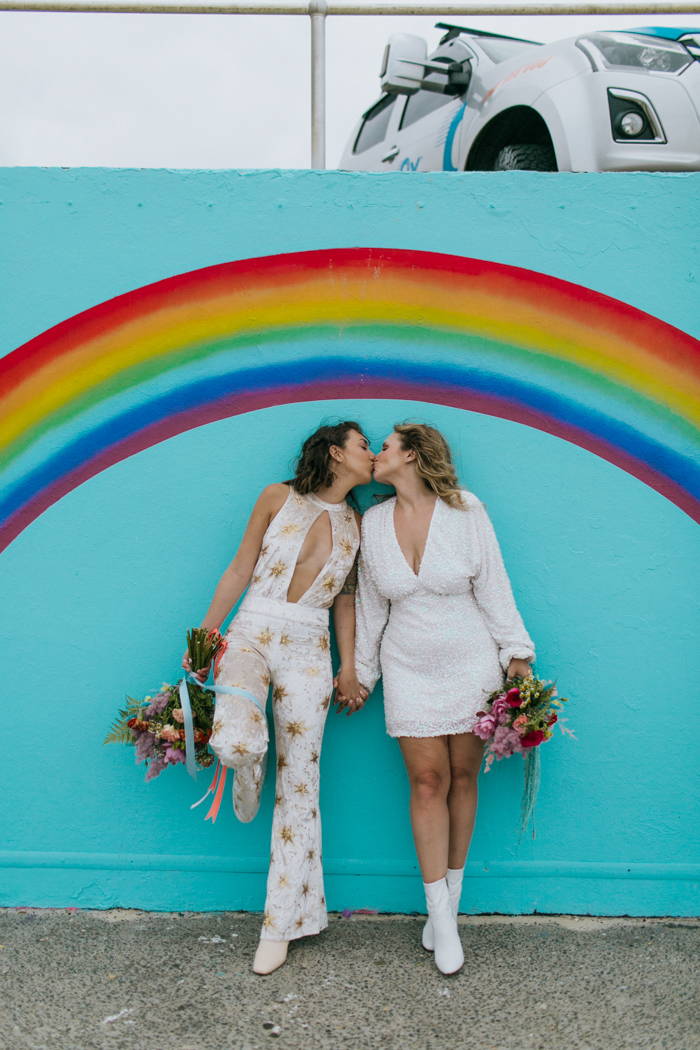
435, 23, 541, 46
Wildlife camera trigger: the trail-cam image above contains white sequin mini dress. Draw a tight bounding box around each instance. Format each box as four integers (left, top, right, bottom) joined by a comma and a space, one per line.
354, 491, 535, 738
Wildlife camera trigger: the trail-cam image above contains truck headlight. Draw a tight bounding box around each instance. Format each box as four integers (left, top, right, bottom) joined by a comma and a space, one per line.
577, 32, 692, 75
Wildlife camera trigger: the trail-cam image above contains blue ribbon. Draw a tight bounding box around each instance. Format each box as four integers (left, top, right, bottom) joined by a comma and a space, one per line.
178, 669, 267, 780
178, 676, 198, 780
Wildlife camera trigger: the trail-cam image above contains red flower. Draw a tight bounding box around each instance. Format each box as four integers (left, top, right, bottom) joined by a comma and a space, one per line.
506, 688, 522, 707
520, 729, 545, 749
547, 713, 558, 725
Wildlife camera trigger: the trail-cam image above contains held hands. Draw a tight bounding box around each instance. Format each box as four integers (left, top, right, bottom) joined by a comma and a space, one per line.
333, 668, 370, 716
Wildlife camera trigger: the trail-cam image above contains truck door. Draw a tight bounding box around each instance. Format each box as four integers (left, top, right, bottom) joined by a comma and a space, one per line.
392, 90, 467, 171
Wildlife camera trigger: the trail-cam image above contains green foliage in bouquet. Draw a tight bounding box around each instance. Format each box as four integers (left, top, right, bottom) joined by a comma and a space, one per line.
104, 628, 225, 780
104, 697, 143, 745
186, 626, 224, 675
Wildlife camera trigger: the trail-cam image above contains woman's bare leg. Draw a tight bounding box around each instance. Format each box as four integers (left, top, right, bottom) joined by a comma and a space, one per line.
446, 732, 485, 869
398, 736, 451, 883
399, 735, 465, 973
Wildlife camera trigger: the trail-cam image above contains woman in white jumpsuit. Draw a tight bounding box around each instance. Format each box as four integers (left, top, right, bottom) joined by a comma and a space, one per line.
186, 422, 372, 974
350, 423, 534, 975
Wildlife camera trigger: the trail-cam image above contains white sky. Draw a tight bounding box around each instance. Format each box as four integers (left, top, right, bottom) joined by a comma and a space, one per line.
0, 11, 697, 168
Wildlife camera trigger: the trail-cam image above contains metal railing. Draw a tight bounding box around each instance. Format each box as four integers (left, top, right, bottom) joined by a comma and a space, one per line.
2, 0, 699, 167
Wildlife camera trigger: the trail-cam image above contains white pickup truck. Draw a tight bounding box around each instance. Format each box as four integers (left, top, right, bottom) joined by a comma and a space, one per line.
339, 25, 700, 172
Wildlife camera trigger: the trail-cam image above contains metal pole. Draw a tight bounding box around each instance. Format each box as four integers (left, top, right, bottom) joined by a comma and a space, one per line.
309, 0, 326, 168
3, 1, 700, 13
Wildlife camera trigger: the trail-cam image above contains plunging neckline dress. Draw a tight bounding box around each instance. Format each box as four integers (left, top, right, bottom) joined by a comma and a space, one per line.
354, 491, 535, 738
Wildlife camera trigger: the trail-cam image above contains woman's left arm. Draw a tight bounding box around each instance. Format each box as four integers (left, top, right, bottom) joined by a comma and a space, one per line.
333, 599, 366, 716
333, 545, 368, 715
471, 501, 535, 675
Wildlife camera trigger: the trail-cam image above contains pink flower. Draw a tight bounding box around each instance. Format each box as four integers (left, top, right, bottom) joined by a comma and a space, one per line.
172, 708, 185, 724
160, 724, 181, 743
164, 745, 186, 765
505, 688, 522, 707
472, 713, 497, 741
491, 696, 511, 725
513, 714, 529, 736
521, 729, 545, 749
491, 726, 523, 759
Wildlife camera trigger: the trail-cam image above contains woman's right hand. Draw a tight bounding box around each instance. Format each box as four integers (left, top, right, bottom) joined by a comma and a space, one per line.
333, 671, 369, 716
182, 651, 210, 683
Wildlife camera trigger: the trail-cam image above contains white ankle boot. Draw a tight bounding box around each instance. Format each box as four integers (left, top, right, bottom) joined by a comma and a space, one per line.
423, 878, 464, 974
253, 938, 289, 975
422, 866, 464, 952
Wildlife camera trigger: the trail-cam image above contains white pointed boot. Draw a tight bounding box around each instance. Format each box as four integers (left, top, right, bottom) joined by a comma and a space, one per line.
253, 939, 289, 975
423, 878, 464, 975
422, 866, 464, 952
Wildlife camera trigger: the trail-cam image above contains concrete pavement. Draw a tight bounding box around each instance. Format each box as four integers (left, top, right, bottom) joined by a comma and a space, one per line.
0, 908, 698, 1050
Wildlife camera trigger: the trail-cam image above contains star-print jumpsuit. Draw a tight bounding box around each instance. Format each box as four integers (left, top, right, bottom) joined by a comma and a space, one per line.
208, 487, 359, 943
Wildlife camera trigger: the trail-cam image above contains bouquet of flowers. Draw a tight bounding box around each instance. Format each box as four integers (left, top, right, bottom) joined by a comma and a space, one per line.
473, 672, 574, 839
104, 628, 225, 781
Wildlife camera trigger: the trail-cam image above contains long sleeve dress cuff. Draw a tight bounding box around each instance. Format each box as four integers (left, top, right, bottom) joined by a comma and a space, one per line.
498, 645, 536, 672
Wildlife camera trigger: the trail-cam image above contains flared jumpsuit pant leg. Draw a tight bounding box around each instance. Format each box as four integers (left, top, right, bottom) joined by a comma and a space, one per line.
209, 598, 333, 943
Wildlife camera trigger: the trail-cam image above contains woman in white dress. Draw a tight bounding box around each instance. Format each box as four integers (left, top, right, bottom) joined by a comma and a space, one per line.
350, 423, 534, 975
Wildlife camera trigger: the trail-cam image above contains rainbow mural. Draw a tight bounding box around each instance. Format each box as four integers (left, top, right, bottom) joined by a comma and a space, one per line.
1, 246, 700, 553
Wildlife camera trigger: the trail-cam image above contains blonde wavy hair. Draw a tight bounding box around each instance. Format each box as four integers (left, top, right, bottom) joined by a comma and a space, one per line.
394, 422, 466, 508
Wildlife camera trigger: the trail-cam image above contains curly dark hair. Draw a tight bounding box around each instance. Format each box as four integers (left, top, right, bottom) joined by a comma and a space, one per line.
287, 421, 366, 495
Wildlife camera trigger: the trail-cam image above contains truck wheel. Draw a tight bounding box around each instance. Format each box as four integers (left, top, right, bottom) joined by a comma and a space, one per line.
493, 144, 556, 171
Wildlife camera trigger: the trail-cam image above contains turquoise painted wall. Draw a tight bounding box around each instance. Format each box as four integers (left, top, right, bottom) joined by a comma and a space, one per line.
1, 169, 699, 915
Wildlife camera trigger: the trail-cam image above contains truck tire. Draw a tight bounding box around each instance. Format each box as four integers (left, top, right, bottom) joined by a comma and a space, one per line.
493, 144, 556, 171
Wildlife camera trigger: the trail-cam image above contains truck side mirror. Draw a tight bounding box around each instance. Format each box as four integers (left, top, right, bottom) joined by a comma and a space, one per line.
380, 34, 427, 95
